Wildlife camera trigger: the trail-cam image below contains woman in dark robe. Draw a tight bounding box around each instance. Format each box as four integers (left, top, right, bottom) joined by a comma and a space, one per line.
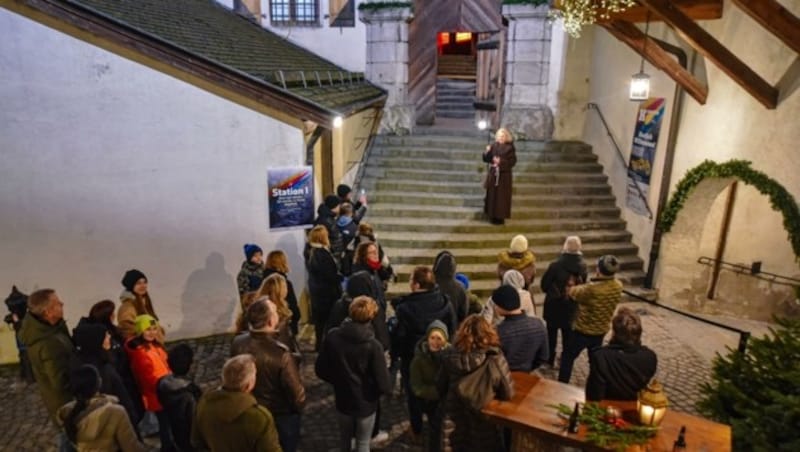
482, 127, 517, 225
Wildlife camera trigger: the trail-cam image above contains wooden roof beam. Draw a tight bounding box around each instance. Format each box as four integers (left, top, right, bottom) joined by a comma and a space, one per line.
602, 20, 708, 104
730, 0, 800, 55
638, 0, 778, 109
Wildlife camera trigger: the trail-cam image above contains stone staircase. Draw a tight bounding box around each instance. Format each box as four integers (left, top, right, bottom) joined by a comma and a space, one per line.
436, 78, 476, 119
360, 130, 646, 300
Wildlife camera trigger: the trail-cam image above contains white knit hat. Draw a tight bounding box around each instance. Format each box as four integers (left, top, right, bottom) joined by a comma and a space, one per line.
509, 235, 528, 254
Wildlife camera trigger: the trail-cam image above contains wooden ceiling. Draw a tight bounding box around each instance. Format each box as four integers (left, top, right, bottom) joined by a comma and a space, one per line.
585, 0, 800, 109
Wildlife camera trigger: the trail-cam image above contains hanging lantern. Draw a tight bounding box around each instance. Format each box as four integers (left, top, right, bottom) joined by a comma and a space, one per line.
637, 379, 669, 426
629, 71, 651, 101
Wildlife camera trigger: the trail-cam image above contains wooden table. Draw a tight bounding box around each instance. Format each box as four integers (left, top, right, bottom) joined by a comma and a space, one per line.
482, 372, 731, 452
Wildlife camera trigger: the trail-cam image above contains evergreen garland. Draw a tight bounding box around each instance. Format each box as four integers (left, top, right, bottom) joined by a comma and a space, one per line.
697, 317, 800, 451
659, 159, 800, 265
551, 403, 659, 451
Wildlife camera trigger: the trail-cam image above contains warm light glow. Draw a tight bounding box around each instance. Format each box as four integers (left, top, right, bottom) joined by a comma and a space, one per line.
477, 120, 488, 131
455, 32, 472, 43
629, 71, 650, 101
332, 116, 343, 128
438, 32, 450, 46
637, 380, 669, 426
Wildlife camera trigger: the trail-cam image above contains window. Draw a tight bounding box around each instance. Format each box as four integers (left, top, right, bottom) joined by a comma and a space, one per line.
270, 0, 319, 26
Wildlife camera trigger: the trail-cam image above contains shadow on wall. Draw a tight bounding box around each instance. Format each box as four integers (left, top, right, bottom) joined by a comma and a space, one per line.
173, 252, 237, 339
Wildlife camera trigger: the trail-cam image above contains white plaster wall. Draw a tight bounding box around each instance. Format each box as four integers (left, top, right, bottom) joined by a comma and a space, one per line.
581, 24, 677, 267
217, 0, 367, 72
579, 1, 800, 307
0, 9, 309, 346
551, 26, 593, 140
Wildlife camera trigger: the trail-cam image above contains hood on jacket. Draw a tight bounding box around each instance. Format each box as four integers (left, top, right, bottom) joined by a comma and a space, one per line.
337, 320, 376, 344
119, 289, 136, 303
498, 250, 535, 270
201, 388, 260, 423
336, 215, 354, 228
57, 394, 119, 438
502, 269, 526, 290
557, 253, 586, 275
73, 322, 108, 356
346, 271, 376, 298
440, 347, 501, 376
18, 313, 68, 348
433, 251, 457, 280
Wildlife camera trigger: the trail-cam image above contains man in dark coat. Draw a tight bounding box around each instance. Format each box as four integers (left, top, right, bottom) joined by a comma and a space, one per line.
325, 270, 390, 351
482, 128, 517, 224
314, 194, 345, 261
433, 251, 468, 324
18, 289, 75, 424
393, 266, 457, 439
540, 236, 588, 367
315, 296, 391, 452
492, 286, 549, 372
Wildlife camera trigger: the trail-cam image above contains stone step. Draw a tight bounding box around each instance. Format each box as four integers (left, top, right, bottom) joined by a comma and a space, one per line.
368, 180, 612, 196
436, 111, 475, 119
370, 147, 598, 162
365, 216, 628, 233
384, 270, 646, 299
366, 158, 604, 173
364, 168, 609, 184
374, 136, 592, 153
376, 229, 633, 249
436, 100, 476, 108
437, 80, 476, 89
437, 93, 475, 101
367, 204, 621, 220
369, 192, 617, 208
383, 244, 640, 266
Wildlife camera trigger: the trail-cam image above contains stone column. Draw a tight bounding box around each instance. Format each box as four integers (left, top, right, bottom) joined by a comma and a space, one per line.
502, 4, 554, 140
359, 5, 414, 135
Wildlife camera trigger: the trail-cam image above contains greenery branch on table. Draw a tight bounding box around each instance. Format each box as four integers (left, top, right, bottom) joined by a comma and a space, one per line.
551, 402, 659, 451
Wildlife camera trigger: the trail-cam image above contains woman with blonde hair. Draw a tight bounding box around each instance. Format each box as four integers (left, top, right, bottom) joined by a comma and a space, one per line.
264, 250, 301, 334
305, 225, 343, 351
257, 273, 297, 351
481, 127, 517, 225
439, 314, 513, 451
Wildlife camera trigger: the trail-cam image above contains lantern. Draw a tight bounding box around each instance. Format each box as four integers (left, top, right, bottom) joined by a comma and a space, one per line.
637, 379, 668, 426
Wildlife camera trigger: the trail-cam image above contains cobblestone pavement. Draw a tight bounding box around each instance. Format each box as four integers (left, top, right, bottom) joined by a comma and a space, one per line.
0, 302, 772, 451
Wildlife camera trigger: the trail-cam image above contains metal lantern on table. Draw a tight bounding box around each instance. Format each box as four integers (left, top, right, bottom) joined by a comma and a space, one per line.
637, 379, 669, 426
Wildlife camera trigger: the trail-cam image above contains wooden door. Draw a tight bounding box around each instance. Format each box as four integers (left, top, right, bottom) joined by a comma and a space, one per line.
475, 30, 506, 128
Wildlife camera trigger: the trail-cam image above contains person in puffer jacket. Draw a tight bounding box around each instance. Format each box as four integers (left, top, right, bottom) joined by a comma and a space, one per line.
58, 364, 146, 452
496, 235, 536, 289
237, 243, 265, 296
410, 320, 451, 452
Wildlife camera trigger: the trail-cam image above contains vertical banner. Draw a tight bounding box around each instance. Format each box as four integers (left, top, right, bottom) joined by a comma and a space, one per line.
626, 97, 666, 217
268, 166, 314, 230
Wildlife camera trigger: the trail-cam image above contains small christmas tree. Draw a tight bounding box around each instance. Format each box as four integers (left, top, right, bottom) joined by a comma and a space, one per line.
697, 317, 800, 451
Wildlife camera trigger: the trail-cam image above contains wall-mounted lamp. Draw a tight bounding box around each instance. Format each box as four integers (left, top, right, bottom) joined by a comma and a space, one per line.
333, 116, 343, 128
477, 120, 488, 131
630, 13, 652, 101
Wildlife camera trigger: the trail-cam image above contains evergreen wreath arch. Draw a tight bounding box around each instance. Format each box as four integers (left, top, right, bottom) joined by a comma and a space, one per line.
659, 159, 800, 263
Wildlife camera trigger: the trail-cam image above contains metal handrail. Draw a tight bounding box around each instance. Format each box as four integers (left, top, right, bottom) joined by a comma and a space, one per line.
587, 102, 654, 220
623, 289, 751, 353
697, 256, 800, 287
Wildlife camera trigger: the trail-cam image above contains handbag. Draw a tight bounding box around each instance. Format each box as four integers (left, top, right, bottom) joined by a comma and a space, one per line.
454, 356, 497, 411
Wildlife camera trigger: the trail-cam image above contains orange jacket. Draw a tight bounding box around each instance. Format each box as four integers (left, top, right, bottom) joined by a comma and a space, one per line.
125, 337, 171, 412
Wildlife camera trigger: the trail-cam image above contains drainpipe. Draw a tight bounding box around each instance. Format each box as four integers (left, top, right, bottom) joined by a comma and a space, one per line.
644, 38, 692, 289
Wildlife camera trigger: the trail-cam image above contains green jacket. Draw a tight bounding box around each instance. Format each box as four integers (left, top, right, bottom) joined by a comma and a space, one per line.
18, 313, 75, 422
192, 387, 282, 452
569, 276, 623, 336
410, 340, 449, 401
57, 395, 146, 452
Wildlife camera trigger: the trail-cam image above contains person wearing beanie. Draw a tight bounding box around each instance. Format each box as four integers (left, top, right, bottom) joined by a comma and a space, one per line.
497, 234, 536, 290
482, 127, 517, 225
410, 320, 450, 451
482, 270, 537, 325
71, 322, 139, 428
58, 364, 146, 452
455, 272, 484, 315
158, 344, 202, 452
125, 314, 175, 450
557, 254, 623, 384
314, 194, 345, 263
118, 269, 162, 341
492, 285, 548, 372
540, 235, 588, 369
237, 243, 265, 296
337, 183, 368, 224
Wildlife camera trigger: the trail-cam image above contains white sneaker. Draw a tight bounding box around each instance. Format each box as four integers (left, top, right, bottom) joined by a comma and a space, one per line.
370, 430, 390, 447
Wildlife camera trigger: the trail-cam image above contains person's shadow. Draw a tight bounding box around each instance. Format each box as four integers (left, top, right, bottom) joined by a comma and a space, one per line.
173, 252, 237, 339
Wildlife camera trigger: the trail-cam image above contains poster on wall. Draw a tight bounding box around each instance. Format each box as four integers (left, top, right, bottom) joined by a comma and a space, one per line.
268, 166, 314, 230
626, 97, 666, 217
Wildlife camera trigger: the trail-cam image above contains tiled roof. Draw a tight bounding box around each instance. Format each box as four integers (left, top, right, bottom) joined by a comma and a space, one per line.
63, 0, 384, 113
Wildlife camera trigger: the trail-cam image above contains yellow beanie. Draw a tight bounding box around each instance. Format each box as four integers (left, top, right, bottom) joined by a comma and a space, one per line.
134, 314, 158, 335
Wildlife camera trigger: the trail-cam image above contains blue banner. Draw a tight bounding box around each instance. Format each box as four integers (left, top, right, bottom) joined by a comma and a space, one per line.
268, 166, 314, 229
626, 98, 666, 217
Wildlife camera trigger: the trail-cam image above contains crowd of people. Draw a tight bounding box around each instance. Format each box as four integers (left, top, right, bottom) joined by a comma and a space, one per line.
8, 182, 659, 452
